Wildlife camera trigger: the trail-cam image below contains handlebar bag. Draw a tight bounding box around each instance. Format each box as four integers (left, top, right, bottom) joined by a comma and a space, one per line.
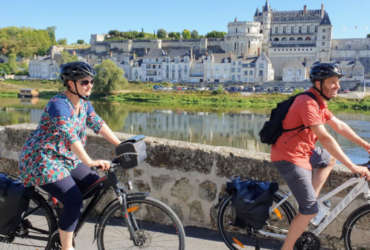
0, 173, 28, 236
114, 135, 147, 169
226, 177, 278, 229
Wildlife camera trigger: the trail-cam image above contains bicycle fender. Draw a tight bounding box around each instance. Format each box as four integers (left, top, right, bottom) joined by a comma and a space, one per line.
93, 192, 149, 241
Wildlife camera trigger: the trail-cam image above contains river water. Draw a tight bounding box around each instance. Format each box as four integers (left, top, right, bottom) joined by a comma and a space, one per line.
1, 98, 369, 164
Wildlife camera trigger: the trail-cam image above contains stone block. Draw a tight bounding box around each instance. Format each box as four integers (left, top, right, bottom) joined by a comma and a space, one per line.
199, 180, 217, 202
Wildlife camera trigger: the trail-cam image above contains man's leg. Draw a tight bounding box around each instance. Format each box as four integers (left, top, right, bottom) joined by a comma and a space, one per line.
310, 147, 335, 197
281, 213, 316, 250
274, 161, 319, 250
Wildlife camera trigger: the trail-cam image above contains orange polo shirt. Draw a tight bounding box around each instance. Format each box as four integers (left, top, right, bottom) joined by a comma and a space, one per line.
270, 88, 333, 170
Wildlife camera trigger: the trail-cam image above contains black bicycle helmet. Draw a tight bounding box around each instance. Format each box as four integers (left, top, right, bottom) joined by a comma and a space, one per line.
60, 61, 96, 100
309, 62, 343, 100
309, 62, 343, 82
60, 61, 96, 82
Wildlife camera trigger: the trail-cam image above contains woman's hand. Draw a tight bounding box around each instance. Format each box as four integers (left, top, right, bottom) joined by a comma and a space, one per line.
87, 159, 111, 171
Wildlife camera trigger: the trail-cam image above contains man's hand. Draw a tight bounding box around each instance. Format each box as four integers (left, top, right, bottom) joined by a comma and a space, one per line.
351, 165, 370, 181
364, 142, 370, 154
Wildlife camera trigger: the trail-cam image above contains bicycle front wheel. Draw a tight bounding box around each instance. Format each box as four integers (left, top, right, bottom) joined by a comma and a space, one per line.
97, 196, 185, 250
343, 204, 370, 250
217, 193, 295, 250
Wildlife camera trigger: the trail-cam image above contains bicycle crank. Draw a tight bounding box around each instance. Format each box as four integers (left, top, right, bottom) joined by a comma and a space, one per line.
294, 232, 320, 250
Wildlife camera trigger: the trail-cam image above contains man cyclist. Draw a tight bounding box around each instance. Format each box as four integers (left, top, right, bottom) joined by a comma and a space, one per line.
271, 62, 370, 250
18, 61, 121, 250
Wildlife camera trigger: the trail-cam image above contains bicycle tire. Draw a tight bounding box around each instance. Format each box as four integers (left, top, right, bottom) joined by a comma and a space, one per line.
0, 189, 57, 249
342, 204, 370, 250
217, 192, 295, 250
96, 196, 185, 250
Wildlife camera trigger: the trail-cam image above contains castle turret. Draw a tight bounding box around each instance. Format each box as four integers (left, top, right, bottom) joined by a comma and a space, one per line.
261, 0, 272, 54
317, 9, 332, 62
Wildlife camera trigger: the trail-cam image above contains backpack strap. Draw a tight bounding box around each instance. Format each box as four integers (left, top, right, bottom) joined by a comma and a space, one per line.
282, 92, 319, 132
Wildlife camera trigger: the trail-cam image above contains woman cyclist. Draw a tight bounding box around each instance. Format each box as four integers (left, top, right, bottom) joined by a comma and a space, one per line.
18, 61, 121, 250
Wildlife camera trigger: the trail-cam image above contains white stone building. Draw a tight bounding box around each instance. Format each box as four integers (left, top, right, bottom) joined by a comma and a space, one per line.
28, 56, 59, 80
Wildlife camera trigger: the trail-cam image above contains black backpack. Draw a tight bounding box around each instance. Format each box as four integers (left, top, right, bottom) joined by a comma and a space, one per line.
259, 92, 317, 145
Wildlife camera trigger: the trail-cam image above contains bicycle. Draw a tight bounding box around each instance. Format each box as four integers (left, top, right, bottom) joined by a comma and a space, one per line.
217, 159, 370, 250
1, 135, 186, 250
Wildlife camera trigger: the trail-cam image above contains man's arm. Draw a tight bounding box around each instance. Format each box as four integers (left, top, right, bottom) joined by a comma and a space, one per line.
327, 117, 370, 153
311, 124, 370, 179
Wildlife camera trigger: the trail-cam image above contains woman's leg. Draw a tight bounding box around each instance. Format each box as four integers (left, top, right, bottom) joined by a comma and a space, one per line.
70, 163, 100, 195
40, 176, 83, 250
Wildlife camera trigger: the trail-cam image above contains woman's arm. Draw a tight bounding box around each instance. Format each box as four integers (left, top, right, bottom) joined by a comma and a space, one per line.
99, 123, 121, 146
71, 140, 111, 170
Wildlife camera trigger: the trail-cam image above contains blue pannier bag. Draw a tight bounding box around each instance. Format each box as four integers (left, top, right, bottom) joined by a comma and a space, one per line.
226, 177, 278, 229
0, 173, 28, 236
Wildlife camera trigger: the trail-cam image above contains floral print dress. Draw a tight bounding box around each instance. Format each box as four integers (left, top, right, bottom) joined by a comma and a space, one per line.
19, 93, 104, 187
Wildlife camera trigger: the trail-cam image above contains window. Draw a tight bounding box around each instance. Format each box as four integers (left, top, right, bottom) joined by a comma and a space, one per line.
273, 37, 279, 41
281, 37, 287, 41
259, 70, 263, 76
307, 26, 310, 33
297, 37, 303, 41
322, 35, 326, 39
323, 29, 326, 32
291, 26, 294, 33
299, 26, 302, 33
305, 37, 311, 40
283, 26, 286, 34
289, 37, 295, 41
322, 42, 325, 46
275, 27, 278, 33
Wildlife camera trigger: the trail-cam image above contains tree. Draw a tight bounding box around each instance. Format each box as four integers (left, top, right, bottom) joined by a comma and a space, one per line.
168, 32, 181, 40
61, 51, 78, 64
57, 38, 67, 45
182, 29, 191, 39
8, 53, 17, 73
206, 31, 226, 38
94, 59, 128, 95
157, 29, 167, 39
77, 39, 85, 44
367, 34, 370, 38
191, 30, 199, 39
46, 26, 57, 44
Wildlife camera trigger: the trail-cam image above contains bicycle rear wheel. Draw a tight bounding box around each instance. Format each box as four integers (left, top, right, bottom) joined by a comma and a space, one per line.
97, 196, 185, 250
0, 189, 57, 249
217, 192, 295, 250
343, 204, 370, 250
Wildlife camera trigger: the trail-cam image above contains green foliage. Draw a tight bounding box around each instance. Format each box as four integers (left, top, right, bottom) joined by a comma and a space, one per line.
0, 27, 55, 57
191, 30, 199, 39
168, 32, 181, 40
206, 31, 226, 38
106, 30, 156, 40
57, 38, 67, 45
77, 39, 85, 44
94, 59, 128, 95
367, 34, 370, 38
157, 29, 167, 39
60, 51, 78, 64
0, 63, 11, 76
182, 29, 191, 39
8, 53, 17, 73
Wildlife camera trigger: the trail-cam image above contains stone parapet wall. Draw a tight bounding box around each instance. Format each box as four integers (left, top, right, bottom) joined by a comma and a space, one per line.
0, 124, 367, 247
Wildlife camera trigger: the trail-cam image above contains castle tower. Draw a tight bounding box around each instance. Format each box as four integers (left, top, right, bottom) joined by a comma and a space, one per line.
261, 0, 272, 54
316, 5, 332, 62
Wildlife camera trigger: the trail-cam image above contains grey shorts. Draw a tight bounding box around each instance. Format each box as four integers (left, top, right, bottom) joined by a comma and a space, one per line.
274, 147, 331, 215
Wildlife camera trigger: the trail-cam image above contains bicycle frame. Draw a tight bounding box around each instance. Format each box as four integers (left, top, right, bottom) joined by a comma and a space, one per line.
258, 176, 370, 240
312, 177, 370, 235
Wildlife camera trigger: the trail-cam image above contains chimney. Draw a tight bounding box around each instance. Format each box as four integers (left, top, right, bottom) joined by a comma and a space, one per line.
321, 3, 325, 18
303, 5, 307, 15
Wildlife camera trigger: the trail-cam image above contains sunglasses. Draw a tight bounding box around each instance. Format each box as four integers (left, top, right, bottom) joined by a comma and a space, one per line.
79, 79, 94, 86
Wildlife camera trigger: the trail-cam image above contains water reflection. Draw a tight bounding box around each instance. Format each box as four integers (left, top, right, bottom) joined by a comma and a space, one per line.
0, 98, 369, 163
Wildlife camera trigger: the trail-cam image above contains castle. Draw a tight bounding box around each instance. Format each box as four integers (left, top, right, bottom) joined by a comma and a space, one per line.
30, 1, 370, 84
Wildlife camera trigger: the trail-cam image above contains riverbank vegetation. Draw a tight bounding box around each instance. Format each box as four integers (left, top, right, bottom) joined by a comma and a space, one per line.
0, 79, 369, 113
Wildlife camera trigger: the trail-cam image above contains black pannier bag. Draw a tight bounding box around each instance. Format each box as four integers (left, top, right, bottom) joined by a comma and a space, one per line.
114, 135, 147, 169
259, 92, 317, 145
226, 177, 278, 229
0, 173, 28, 235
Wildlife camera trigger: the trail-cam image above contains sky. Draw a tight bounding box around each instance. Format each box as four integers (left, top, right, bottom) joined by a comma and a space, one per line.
1, 0, 369, 44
